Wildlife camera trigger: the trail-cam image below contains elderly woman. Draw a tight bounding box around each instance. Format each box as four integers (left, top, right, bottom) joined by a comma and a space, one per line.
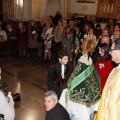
28, 20, 38, 57
16, 22, 28, 57
41, 22, 54, 62
0, 25, 7, 40
5, 23, 16, 40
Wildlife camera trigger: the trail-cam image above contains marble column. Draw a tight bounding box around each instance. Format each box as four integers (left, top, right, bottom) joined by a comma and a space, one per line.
31, 0, 41, 20
66, 0, 71, 19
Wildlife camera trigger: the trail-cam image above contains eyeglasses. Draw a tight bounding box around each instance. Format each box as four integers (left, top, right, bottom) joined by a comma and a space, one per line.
109, 48, 120, 52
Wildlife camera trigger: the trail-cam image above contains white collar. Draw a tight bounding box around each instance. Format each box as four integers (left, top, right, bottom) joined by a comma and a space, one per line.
61, 65, 65, 79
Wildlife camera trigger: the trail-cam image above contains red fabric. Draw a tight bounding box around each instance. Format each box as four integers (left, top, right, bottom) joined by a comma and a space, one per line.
61, 44, 64, 50
95, 59, 113, 93
16, 28, 28, 50
59, 75, 62, 81
64, 32, 70, 38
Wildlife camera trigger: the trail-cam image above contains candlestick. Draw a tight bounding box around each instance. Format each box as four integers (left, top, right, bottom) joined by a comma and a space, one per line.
111, 4, 113, 14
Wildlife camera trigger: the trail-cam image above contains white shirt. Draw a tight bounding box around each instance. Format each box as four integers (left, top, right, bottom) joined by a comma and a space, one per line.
61, 64, 65, 79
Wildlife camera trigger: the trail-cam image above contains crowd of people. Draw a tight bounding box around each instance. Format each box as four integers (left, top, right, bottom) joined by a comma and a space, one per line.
0, 13, 119, 61
45, 13, 120, 120
1, 12, 120, 120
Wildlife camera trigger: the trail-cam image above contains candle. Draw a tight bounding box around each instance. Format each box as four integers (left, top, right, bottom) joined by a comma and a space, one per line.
107, 4, 109, 13
103, 4, 106, 13
111, 4, 113, 14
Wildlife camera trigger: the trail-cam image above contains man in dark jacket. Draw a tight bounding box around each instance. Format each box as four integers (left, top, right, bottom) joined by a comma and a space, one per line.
45, 90, 70, 120
54, 11, 62, 26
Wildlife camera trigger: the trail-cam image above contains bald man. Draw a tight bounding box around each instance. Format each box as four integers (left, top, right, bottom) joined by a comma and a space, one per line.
111, 30, 120, 42
101, 35, 111, 44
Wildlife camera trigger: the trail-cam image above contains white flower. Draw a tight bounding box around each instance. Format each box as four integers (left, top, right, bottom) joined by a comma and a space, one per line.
99, 63, 105, 69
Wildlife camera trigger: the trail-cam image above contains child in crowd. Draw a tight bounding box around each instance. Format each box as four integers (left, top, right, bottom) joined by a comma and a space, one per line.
95, 43, 113, 93
47, 50, 68, 99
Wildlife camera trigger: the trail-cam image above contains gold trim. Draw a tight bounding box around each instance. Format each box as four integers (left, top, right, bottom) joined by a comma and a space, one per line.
69, 96, 99, 107
82, 35, 96, 54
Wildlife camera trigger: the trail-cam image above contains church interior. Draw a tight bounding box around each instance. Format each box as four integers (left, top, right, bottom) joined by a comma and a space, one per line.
0, 0, 120, 120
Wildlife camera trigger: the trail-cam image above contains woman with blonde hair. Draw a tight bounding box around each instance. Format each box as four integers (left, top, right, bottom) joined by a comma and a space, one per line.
41, 22, 54, 62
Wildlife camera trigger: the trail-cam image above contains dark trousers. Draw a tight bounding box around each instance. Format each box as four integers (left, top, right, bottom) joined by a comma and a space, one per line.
52, 82, 61, 100
52, 41, 62, 60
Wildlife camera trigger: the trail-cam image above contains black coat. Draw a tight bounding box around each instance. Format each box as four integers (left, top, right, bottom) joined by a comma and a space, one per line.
36, 24, 44, 42
73, 30, 84, 46
45, 103, 70, 120
47, 62, 67, 99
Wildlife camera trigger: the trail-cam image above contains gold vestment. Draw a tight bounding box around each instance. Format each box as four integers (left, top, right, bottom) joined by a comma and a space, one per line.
94, 65, 120, 120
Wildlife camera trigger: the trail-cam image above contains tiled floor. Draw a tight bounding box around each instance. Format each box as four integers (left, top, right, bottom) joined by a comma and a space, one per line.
0, 56, 69, 120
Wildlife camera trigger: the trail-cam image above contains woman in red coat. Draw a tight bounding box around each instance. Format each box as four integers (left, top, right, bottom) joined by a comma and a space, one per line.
16, 22, 28, 57
95, 43, 113, 93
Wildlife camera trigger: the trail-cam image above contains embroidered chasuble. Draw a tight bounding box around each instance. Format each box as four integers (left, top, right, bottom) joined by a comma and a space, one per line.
94, 65, 120, 120
67, 61, 101, 105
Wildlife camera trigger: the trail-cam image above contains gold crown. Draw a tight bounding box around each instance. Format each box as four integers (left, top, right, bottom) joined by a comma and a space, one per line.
81, 35, 96, 54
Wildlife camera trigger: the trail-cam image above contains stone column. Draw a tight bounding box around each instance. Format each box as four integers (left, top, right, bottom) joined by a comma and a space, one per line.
66, 0, 71, 19
31, 0, 41, 20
